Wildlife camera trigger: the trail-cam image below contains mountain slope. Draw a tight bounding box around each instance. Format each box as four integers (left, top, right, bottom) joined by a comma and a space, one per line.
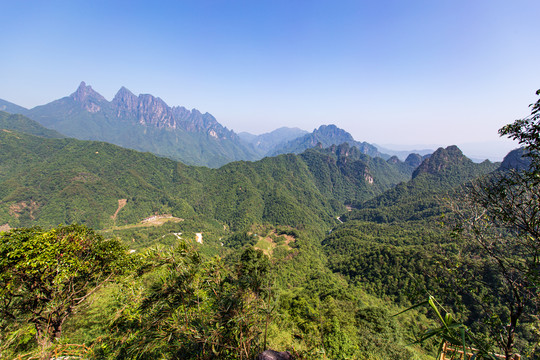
0, 99, 28, 114
19, 82, 259, 168
498, 147, 531, 171
299, 143, 412, 205
343, 145, 499, 222
322, 146, 501, 307
0, 111, 64, 138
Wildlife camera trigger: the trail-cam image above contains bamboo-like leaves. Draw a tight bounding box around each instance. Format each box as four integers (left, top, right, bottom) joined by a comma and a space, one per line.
395, 295, 500, 360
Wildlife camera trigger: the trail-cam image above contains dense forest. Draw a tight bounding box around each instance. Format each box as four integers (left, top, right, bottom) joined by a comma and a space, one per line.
1, 91, 539, 360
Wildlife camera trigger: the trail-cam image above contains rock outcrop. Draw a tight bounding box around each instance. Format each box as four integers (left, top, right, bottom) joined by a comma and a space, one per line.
70, 81, 107, 113
111, 86, 234, 137
257, 350, 292, 360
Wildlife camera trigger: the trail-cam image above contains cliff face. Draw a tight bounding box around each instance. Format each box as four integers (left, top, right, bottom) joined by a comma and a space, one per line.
109, 85, 234, 138
111, 86, 142, 122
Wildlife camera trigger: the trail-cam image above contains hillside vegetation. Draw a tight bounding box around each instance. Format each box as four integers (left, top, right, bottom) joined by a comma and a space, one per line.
0, 124, 411, 231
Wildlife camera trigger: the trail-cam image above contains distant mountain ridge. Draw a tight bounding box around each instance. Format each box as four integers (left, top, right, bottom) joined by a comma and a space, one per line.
344, 145, 499, 222
1, 83, 404, 167
374, 144, 433, 160
239, 127, 309, 155
0, 111, 64, 139
11, 82, 258, 167
110, 85, 234, 138
269, 124, 389, 159
0, 99, 28, 114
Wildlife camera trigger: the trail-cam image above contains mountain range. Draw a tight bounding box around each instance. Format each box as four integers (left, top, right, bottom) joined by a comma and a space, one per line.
1, 82, 397, 167
269, 124, 387, 158
18, 82, 258, 167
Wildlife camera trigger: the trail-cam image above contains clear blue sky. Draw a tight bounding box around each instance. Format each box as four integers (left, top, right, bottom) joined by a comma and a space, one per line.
1, 0, 539, 158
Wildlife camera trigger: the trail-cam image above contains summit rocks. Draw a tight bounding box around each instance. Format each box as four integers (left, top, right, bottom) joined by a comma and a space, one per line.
70, 81, 107, 113
412, 145, 468, 178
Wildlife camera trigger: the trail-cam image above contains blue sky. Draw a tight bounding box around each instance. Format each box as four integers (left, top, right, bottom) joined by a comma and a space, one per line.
1, 0, 539, 158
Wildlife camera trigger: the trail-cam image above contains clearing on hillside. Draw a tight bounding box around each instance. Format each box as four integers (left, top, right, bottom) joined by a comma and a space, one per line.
104, 214, 184, 231
254, 230, 296, 256
111, 199, 127, 220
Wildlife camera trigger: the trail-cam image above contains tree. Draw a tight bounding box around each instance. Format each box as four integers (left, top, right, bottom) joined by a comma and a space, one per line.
449, 90, 540, 359
0, 224, 128, 358
103, 244, 271, 360
499, 88, 540, 169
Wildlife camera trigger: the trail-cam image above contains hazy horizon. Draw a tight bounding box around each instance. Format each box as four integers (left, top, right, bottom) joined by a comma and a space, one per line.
0, 79, 518, 161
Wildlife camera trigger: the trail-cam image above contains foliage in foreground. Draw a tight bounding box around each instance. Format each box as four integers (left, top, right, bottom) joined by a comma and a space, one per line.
0, 224, 129, 359
446, 90, 540, 359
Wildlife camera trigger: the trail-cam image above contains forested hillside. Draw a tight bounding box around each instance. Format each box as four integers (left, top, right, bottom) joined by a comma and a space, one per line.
322, 139, 540, 359
323, 145, 496, 305
323, 145, 499, 307
344, 145, 499, 222
0, 122, 409, 231
0, 115, 439, 360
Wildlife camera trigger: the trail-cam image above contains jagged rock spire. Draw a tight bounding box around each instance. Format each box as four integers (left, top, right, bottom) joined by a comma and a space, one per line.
71, 81, 106, 103
70, 81, 107, 113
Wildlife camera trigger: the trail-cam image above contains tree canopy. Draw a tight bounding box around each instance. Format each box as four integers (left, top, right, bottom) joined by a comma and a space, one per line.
0, 224, 128, 358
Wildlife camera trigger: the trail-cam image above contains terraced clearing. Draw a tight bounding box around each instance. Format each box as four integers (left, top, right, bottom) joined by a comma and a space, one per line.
254, 230, 295, 256
103, 214, 184, 231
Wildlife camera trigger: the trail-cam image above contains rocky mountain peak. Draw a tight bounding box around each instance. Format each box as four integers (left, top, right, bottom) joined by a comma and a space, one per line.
135, 94, 174, 128
314, 124, 354, 142
404, 153, 423, 168
112, 86, 138, 113
174, 108, 231, 139
113, 86, 137, 102
70, 81, 107, 113
71, 82, 105, 102
53, 82, 240, 140
171, 106, 190, 119
412, 145, 468, 178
